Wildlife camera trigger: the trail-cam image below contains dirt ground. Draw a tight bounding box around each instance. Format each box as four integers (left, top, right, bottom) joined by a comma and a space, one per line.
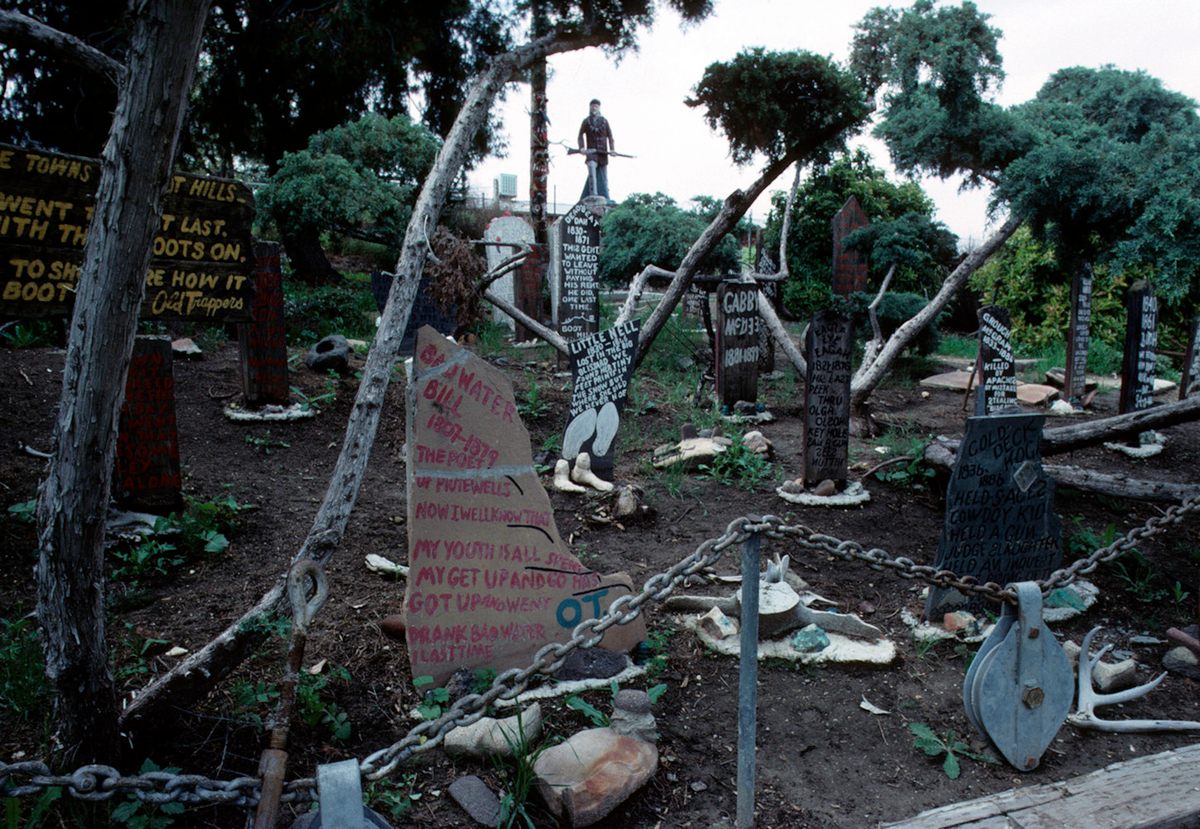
2, 335, 1199, 828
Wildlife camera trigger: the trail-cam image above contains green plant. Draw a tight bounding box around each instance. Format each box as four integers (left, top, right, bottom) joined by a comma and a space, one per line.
1171, 581, 1191, 607
565, 694, 609, 727
413, 675, 450, 720
111, 760, 185, 828
367, 774, 422, 822
641, 627, 674, 678
244, 432, 290, 454
155, 494, 250, 559
1, 320, 56, 348
297, 664, 352, 741
872, 455, 936, 490
517, 374, 550, 420
0, 617, 47, 720
110, 539, 183, 585
1113, 550, 1168, 605
937, 333, 977, 360
291, 384, 337, 413
699, 438, 773, 491
116, 626, 170, 682
6, 499, 36, 525
495, 708, 552, 829
1067, 517, 1117, 558
909, 723, 996, 779
4, 784, 61, 829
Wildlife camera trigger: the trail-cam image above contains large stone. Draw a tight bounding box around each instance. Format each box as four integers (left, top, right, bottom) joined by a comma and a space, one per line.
533, 727, 657, 827
305, 334, 351, 374
448, 775, 501, 827
554, 647, 629, 681
443, 704, 543, 760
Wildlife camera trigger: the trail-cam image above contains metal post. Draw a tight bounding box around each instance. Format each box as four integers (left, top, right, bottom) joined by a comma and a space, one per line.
737, 530, 761, 829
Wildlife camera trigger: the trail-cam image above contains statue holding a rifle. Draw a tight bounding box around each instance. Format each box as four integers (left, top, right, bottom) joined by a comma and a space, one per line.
577, 98, 616, 201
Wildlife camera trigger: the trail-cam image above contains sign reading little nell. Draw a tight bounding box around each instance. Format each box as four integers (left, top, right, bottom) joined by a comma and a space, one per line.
715, 281, 760, 407
803, 309, 853, 486
1063, 265, 1094, 403
0, 143, 255, 321
1181, 315, 1200, 401
976, 305, 1017, 415
562, 320, 640, 482
926, 412, 1062, 617
1119, 281, 1158, 416
557, 203, 601, 340
405, 327, 644, 685
831, 195, 869, 296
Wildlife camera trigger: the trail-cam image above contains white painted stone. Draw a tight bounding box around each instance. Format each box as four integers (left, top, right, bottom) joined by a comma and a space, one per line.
443, 704, 543, 760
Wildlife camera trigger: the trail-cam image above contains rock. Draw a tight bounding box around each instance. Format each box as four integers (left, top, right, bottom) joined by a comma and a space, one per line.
444, 668, 476, 701
942, 610, 975, 633
555, 647, 629, 681
811, 479, 837, 497
443, 704, 543, 760
379, 614, 406, 641
533, 728, 658, 827
613, 485, 642, 519
791, 624, 830, 653
1091, 658, 1139, 693
738, 580, 802, 639
796, 606, 882, 640
1049, 399, 1076, 416
1016, 383, 1059, 405
171, 337, 202, 358
680, 422, 699, 440
698, 606, 737, 640
611, 689, 657, 743
778, 478, 805, 494
742, 430, 772, 456
1163, 646, 1200, 680
857, 600, 876, 616
165, 645, 188, 658
448, 775, 501, 827
305, 334, 351, 374
1129, 634, 1165, 646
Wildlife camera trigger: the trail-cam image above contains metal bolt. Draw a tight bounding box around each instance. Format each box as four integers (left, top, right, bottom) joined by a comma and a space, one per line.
1022, 685, 1045, 709
1028, 626, 1040, 639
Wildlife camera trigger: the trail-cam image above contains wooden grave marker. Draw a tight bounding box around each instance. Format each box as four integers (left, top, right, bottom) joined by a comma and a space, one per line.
1181, 314, 1200, 400
370, 269, 458, 356
514, 242, 546, 343
114, 336, 182, 512
715, 281, 760, 408
926, 412, 1061, 617
976, 305, 1017, 415
562, 320, 640, 482
237, 242, 289, 406
1119, 281, 1158, 447
555, 203, 601, 341
831, 195, 869, 297
404, 327, 644, 685
1063, 264, 1094, 404
802, 309, 853, 487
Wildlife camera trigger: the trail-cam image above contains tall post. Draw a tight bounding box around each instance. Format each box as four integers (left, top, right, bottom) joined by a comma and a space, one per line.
530, 0, 549, 247
737, 530, 762, 829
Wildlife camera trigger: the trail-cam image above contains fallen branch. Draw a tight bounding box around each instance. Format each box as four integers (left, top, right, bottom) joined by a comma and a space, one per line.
1041, 395, 1200, 455
483, 286, 567, 352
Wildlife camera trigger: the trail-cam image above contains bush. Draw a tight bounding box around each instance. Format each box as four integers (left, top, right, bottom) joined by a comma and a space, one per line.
282, 277, 378, 345
851, 290, 943, 356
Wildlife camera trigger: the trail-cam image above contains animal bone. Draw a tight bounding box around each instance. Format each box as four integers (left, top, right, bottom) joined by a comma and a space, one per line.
553, 459, 588, 493
1067, 627, 1200, 732
570, 453, 613, 492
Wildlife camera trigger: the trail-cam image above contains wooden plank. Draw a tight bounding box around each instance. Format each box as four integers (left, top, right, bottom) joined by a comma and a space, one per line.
882, 745, 1200, 829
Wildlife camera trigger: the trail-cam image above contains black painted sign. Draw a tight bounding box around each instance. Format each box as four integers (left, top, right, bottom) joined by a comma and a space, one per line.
926, 412, 1062, 617
557, 203, 601, 340
1119, 281, 1158, 415
563, 320, 640, 481
0, 142, 254, 321
1181, 315, 1200, 401
115, 336, 182, 513
803, 309, 853, 486
976, 305, 1017, 416
237, 242, 290, 406
716, 281, 760, 407
1063, 265, 1094, 403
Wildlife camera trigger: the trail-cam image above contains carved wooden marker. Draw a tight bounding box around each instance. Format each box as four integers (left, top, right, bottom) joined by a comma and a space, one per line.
563, 320, 640, 482
976, 305, 1017, 415
556, 202, 601, 341
1063, 265, 1094, 404
404, 327, 644, 685
716, 281, 760, 408
803, 309, 853, 487
831, 195, 869, 297
238, 242, 289, 406
114, 336, 181, 512
1180, 314, 1200, 401
927, 412, 1061, 617
1119, 281, 1159, 447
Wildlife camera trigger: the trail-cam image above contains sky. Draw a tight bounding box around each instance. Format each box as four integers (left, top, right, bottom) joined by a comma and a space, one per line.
466, 0, 1200, 249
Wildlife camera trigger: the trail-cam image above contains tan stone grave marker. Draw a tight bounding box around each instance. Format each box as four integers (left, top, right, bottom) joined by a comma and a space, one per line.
405, 327, 644, 685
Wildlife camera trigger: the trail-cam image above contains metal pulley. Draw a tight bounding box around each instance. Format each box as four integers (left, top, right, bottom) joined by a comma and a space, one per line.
289, 760, 394, 828
961, 582, 1073, 770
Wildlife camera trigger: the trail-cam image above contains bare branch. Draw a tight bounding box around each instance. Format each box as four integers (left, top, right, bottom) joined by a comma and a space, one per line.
755, 286, 806, 377
483, 287, 568, 353
0, 10, 124, 87
778, 164, 803, 280
860, 263, 896, 370
617, 264, 676, 324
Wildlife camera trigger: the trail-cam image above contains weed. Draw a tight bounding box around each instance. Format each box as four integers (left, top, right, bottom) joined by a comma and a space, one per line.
937, 334, 977, 361
470, 321, 511, 355
1113, 550, 1168, 604
291, 384, 336, 413
909, 723, 997, 779
872, 456, 936, 490
1171, 581, 1192, 607
639, 627, 674, 678
565, 694, 609, 727
1067, 517, 1117, 558
116, 626, 170, 682
110, 539, 183, 586
518, 373, 551, 420
111, 760, 185, 828
699, 438, 773, 491
495, 709, 552, 829
155, 494, 251, 559
282, 280, 377, 345
913, 637, 941, 659
244, 432, 290, 454
367, 774, 422, 822
413, 675, 450, 720
4, 784, 61, 828
6, 499, 36, 525
472, 668, 497, 694
238, 613, 292, 640
0, 617, 47, 720
1, 320, 56, 349
297, 665, 352, 741
230, 679, 280, 730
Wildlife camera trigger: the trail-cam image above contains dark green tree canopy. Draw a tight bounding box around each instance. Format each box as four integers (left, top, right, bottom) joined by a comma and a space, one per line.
687, 48, 870, 165
598, 192, 740, 285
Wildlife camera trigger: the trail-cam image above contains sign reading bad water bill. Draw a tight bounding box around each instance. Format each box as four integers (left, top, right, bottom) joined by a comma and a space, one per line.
0, 142, 254, 321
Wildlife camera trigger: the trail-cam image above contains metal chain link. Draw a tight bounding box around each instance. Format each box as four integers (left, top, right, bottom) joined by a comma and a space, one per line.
5, 497, 1197, 807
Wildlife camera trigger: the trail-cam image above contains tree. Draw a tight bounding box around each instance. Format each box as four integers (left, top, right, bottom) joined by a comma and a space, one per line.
256, 112, 441, 281
0, 3, 211, 763
597, 192, 740, 286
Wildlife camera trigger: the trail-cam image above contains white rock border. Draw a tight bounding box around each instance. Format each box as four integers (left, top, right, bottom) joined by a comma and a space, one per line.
776, 480, 870, 507
676, 613, 896, 666
1104, 430, 1165, 458
223, 402, 317, 422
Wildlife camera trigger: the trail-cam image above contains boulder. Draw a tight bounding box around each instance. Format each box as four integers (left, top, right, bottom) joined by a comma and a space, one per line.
305, 334, 351, 374
443, 704, 543, 760
533, 728, 657, 827
555, 647, 629, 681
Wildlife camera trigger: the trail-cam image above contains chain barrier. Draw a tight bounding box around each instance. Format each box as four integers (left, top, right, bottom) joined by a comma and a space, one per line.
4, 498, 1198, 809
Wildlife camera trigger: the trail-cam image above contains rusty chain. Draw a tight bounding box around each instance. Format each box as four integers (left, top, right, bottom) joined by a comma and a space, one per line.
4, 498, 1198, 808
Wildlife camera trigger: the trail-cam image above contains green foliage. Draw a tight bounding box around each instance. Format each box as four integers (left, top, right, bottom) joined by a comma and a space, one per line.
6, 500, 36, 525
282, 279, 378, 345
368, 773, 422, 822
111, 761, 185, 828
687, 48, 869, 166
641, 627, 674, 678
1067, 517, 1118, 558
1112, 551, 1168, 605
517, 374, 550, 420
938, 334, 976, 360
0, 617, 47, 720
494, 708, 551, 829
4, 784, 61, 829
244, 432, 290, 455
699, 439, 774, 492
154, 494, 250, 559
257, 113, 440, 255
297, 665, 353, 741
598, 193, 740, 285
0, 321, 56, 349
110, 539, 183, 586
413, 675, 451, 721
565, 694, 609, 727
849, 290, 944, 355
909, 723, 996, 779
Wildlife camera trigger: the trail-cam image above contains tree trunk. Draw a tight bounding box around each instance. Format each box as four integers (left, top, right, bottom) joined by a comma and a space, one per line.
119, 26, 607, 736
283, 226, 341, 285
33, 0, 210, 765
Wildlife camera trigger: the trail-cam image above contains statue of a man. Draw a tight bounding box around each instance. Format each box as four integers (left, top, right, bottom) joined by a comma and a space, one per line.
577, 98, 615, 201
